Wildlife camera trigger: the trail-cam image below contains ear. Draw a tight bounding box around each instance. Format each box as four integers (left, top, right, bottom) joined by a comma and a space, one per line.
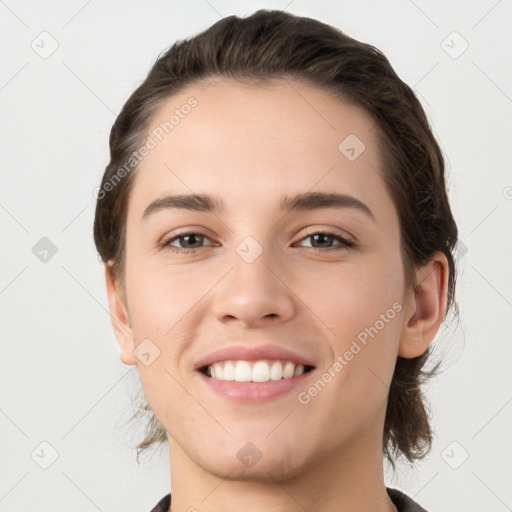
104, 262, 137, 365
398, 251, 450, 358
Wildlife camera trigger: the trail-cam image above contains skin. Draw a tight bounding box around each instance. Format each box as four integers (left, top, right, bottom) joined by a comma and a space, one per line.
105, 78, 449, 512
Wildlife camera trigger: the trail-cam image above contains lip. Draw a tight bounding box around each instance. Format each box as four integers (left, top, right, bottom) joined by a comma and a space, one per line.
193, 343, 317, 371
196, 366, 316, 404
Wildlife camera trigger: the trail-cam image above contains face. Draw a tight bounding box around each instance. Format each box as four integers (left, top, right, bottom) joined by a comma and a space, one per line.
113, 78, 415, 482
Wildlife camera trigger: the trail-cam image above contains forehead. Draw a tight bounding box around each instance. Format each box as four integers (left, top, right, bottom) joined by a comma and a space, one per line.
127, 78, 394, 222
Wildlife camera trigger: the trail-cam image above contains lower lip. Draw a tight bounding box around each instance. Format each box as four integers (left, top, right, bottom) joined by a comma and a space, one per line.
196, 369, 315, 404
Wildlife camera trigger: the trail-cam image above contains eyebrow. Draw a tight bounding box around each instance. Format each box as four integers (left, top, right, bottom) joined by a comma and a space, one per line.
141, 191, 375, 221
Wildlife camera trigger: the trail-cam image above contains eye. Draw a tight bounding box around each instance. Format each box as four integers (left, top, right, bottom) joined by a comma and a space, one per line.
295, 230, 355, 251
160, 232, 215, 253
160, 229, 356, 254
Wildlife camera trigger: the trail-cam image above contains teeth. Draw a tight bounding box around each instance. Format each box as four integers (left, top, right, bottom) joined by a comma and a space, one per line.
283, 361, 295, 379
252, 361, 270, 382
235, 361, 252, 382
294, 364, 305, 377
270, 361, 283, 381
223, 361, 235, 381
207, 360, 306, 382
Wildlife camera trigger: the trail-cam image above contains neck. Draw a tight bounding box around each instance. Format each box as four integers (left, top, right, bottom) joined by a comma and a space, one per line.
167, 402, 397, 512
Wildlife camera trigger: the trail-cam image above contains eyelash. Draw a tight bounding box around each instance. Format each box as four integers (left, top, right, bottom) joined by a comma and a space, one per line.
159, 229, 356, 254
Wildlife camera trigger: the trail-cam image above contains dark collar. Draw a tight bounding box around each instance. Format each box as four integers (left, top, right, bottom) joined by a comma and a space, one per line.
149, 488, 427, 512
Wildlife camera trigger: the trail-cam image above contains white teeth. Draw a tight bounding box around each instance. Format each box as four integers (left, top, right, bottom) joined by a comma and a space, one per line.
234, 361, 252, 382
206, 360, 308, 382
270, 360, 283, 380
213, 364, 222, 380
282, 361, 295, 379
222, 361, 235, 381
252, 361, 270, 382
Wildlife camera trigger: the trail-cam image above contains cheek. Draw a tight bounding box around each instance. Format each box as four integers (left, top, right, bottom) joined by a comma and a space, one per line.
295, 252, 404, 387
296, 250, 405, 335
125, 252, 212, 339
124, 257, 211, 426
292, 262, 404, 435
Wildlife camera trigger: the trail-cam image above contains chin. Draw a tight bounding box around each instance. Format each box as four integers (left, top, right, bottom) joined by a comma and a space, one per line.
192, 445, 312, 484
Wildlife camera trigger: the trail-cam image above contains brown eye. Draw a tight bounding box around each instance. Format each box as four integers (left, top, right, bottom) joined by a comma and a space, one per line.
161, 232, 214, 252
297, 231, 355, 251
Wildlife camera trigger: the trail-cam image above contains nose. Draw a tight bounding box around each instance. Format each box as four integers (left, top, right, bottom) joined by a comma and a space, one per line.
211, 241, 296, 328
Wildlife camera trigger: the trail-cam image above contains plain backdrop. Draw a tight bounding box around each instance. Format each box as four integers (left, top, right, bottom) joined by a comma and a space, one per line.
1, 1, 511, 511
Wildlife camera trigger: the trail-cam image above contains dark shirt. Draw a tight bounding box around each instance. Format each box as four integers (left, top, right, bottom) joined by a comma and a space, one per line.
149, 487, 427, 511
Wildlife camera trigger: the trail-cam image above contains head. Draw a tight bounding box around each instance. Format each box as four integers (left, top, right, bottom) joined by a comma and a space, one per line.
94, 9, 458, 474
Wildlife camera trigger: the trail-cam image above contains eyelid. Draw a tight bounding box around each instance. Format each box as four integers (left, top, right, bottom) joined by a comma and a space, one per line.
160, 230, 216, 249
296, 226, 356, 245
159, 226, 357, 252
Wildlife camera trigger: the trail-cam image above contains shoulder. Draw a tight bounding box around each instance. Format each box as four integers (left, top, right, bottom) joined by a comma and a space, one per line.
387, 487, 429, 512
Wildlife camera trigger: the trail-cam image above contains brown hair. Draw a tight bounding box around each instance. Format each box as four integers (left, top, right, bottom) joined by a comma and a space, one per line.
94, 9, 458, 466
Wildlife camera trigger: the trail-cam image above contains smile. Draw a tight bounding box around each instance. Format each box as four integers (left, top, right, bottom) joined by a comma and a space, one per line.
197, 362, 316, 404
200, 359, 315, 382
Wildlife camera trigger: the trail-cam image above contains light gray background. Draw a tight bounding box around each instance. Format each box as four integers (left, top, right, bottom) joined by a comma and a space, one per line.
1, 1, 511, 511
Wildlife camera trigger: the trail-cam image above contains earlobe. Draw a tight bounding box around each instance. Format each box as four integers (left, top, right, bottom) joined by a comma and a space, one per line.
398, 251, 449, 358
104, 262, 137, 366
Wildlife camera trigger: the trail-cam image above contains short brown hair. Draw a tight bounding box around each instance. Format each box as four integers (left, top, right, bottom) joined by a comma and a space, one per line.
94, 9, 458, 466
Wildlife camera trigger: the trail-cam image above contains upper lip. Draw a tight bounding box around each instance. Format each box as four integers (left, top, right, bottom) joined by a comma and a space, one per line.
194, 344, 317, 370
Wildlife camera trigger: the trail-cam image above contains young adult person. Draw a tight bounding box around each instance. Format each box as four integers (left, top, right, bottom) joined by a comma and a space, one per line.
94, 10, 458, 512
